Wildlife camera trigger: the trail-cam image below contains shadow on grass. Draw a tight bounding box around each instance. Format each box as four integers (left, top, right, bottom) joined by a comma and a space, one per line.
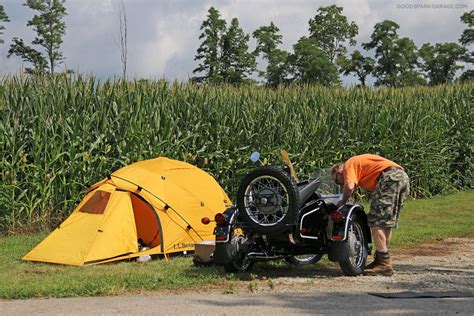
189, 258, 343, 281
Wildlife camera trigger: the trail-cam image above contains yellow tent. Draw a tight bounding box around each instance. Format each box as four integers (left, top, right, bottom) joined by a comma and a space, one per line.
23, 157, 231, 266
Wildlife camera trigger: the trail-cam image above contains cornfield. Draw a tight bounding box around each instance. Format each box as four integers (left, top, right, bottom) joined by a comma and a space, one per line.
1, 75, 473, 233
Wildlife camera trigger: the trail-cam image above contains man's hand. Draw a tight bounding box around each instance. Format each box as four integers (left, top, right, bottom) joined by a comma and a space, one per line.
338, 182, 356, 208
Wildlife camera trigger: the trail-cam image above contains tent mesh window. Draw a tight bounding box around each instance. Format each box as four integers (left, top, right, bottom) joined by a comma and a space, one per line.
79, 191, 111, 214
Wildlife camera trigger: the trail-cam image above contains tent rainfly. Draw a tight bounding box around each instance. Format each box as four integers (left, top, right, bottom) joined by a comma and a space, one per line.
23, 157, 231, 266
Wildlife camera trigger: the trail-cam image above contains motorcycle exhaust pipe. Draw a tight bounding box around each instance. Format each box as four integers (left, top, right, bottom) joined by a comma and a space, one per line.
246, 252, 283, 261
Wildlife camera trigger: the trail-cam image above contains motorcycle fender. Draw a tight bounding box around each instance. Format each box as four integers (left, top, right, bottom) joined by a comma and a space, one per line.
328, 240, 351, 262
213, 243, 236, 264
331, 204, 368, 241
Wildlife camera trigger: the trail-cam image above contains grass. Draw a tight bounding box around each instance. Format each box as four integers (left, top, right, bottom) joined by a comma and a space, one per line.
391, 190, 474, 248
0, 190, 473, 299
0, 234, 227, 299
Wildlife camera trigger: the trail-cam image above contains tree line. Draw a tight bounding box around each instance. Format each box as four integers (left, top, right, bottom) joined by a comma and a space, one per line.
0, 2, 473, 86
192, 6, 474, 87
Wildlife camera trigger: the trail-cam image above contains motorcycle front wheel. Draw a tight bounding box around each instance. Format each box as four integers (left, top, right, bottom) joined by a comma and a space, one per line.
338, 215, 368, 276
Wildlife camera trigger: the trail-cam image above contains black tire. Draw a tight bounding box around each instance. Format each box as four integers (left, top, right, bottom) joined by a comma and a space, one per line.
193, 260, 213, 268
284, 254, 323, 265
237, 166, 300, 234
223, 256, 254, 273
223, 235, 254, 273
338, 216, 368, 276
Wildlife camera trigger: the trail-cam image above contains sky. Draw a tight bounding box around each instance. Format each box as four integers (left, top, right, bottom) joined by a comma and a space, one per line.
0, 0, 472, 85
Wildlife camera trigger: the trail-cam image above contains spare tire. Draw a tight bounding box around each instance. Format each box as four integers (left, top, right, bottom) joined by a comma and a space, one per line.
236, 166, 300, 234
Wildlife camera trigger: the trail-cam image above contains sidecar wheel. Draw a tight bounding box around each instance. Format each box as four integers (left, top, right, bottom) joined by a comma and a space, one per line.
338, 215, 368, 276
285, 254, 323, 265
237, 166, 300, 234
223, 257, 254, 273
222, 234, 254, 273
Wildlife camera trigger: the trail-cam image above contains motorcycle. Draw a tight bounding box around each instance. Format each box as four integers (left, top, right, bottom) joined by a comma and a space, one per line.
203, 151, 371, 276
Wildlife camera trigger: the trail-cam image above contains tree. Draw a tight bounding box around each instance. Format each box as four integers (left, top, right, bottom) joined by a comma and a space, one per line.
339, 50, 374, 86
253, 22, 289, 86
459, 10, 473, 82
0, 4, 9, 44
289, 37, 339, 86
459, 10, 473, 46
253, 22, 282, 57
308, 5, 358, 64
8, 0, 67, 75
8, 38, 47, 74
192, 7, 226, 83
363, 20, 423, 87
363, 20, 400, 86
396, 37, 425, 86
397, 70, 426, 86
220, 18, 256, 84
458, 69, 474, 82
419, 42, 468, 85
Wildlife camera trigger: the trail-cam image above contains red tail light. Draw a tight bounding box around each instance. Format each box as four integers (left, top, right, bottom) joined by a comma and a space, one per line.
331, 210, 345, 223
300, 228, 309, 235
216, 235, 226, 241
214, 213, 227, 225
332, 235, 343, 241
201, 217, 211, 225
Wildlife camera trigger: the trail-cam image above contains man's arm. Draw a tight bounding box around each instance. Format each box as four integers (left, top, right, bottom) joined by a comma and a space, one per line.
337, 182, 356, 207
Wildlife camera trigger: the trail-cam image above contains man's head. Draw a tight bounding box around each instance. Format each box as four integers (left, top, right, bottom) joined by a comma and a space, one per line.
331, 163, 344, 185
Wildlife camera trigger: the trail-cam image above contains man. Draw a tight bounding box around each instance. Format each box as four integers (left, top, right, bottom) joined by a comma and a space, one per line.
331, 154, 409, 276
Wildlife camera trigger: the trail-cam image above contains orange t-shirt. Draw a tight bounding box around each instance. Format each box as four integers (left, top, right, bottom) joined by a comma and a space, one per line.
343, 154, 402, 192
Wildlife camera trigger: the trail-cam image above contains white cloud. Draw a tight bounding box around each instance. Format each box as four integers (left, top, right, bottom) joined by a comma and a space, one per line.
139, 34, 181, 77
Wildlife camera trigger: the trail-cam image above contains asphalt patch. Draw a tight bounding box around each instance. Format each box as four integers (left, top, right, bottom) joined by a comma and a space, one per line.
368, 291, 474, 299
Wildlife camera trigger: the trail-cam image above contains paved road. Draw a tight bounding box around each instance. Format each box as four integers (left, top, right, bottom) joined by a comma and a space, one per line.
2, 292, 474, 315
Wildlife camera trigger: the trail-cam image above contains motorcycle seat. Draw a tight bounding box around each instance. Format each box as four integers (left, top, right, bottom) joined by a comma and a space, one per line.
297, 178, 320, 207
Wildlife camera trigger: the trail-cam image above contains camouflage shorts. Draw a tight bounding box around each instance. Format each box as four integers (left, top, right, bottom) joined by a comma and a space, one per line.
368, 168, 410, 228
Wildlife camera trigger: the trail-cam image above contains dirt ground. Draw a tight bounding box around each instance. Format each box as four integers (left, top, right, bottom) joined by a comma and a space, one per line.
214, 236, 474, 295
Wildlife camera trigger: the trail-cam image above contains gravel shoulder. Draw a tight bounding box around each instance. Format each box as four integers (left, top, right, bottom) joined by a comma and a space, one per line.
238, 236, 474, 295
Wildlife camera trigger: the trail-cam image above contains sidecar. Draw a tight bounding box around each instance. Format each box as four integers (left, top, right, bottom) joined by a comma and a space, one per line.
210, 160, 371, 276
